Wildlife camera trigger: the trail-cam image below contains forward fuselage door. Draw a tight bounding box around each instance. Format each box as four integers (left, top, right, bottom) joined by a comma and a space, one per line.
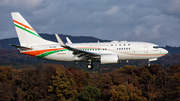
144, 44, 148, 53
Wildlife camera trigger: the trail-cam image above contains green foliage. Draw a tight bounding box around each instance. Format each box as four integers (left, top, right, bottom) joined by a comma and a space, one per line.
77, 85, 101, 101
48, 67, 77, 101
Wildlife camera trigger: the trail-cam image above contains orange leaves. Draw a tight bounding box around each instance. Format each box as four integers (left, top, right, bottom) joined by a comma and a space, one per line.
110, 84, 147, 101
110, 84, 129, 101
65, 68, 91, 92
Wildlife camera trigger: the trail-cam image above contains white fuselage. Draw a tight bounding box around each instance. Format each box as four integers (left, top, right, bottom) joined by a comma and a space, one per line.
21, 41, 168, 62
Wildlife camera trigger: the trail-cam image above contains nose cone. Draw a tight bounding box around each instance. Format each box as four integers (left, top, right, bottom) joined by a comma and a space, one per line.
161, 48, 168, 54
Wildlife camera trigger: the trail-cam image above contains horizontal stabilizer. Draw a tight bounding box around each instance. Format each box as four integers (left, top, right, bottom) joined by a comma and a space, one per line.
9, 44, 32, 50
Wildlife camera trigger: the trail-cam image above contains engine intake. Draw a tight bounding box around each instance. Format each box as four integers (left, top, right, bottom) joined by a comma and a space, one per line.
100, 54, 119, 64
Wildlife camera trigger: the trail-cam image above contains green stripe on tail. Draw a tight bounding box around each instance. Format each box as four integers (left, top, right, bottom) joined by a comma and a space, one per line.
14, 24, 41, 38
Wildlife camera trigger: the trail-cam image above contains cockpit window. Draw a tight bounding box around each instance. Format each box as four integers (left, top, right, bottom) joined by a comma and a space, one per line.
153, 46, 160, 49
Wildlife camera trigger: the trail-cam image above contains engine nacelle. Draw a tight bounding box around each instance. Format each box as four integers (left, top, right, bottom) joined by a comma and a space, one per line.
100, 54, 119, 64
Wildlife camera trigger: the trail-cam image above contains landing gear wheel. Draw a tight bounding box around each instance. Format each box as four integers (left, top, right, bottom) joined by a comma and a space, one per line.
148, 61, 151, 66
87, 60, 94, 69
87, 64, 94, 69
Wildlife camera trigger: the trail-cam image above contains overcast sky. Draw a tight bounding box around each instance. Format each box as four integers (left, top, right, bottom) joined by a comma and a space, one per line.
0, 0, 180, 46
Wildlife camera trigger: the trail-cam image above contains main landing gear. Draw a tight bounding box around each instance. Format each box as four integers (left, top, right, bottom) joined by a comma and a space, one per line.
148, 61, 151, 66
87, 60, 94, 69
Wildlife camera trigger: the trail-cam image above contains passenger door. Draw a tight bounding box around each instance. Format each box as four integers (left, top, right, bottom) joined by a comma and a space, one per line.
144, 44, 148, 53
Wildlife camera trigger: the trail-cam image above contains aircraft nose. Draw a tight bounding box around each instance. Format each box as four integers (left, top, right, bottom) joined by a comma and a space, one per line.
161, 48, 168, 54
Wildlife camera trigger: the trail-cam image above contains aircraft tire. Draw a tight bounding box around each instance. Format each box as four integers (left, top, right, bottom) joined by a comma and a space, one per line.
87, 64, 93, 69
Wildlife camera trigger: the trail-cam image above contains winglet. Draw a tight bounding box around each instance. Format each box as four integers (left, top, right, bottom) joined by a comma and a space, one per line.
55, 34, 66, 47
66, 37, 72, 44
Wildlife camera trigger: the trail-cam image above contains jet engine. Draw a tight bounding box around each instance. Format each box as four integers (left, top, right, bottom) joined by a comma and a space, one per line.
100, 54, 119, 64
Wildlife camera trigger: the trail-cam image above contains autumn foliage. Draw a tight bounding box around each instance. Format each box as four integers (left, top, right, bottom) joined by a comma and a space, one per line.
0, 64, 180, 101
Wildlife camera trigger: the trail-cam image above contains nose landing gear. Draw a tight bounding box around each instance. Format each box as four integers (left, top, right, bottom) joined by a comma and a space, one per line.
87, 60, 94, 69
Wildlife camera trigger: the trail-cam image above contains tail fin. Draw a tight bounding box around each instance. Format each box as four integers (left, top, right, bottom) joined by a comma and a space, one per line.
11, 12, 55, 46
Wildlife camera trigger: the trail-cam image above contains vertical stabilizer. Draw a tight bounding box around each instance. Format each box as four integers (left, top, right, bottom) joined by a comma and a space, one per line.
11, 12, 55, 46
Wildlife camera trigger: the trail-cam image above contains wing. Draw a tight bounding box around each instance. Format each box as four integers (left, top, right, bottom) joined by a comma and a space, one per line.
66, 37, 72, 44
55, 34, 101, 60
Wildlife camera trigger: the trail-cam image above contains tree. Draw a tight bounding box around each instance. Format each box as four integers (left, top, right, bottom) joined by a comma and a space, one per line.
110, 84, 129, 101
66, 68, 91, 92
77, 85, 101, 101
0, 66, 14, 101
0, 83, 14, 101
48, 68, 77, 101
12, 64, 58, 101
161, 72, 180, 101
0, 66, 13, 83
110, 84, 147, 101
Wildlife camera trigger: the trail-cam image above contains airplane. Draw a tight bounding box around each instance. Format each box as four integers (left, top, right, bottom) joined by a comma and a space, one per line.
10, 12, 168, 69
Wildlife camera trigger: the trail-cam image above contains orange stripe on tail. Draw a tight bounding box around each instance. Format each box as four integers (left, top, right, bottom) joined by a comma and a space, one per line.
13, 20, 35, 31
